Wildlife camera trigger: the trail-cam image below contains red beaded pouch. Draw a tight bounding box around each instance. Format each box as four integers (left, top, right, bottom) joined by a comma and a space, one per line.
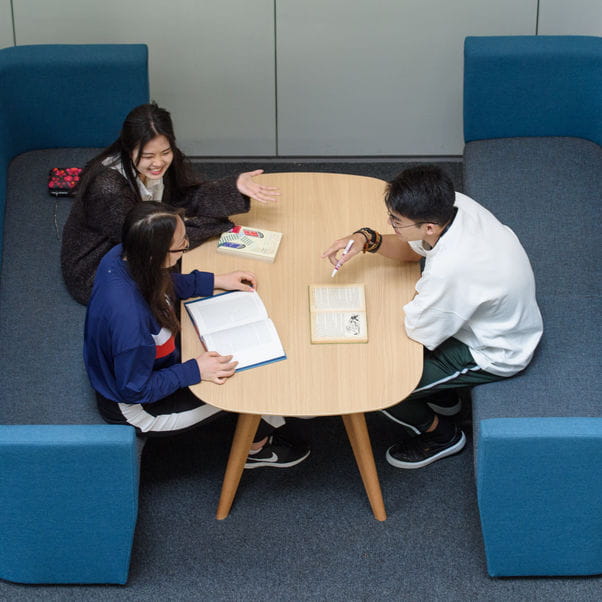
48, 167, 82, 197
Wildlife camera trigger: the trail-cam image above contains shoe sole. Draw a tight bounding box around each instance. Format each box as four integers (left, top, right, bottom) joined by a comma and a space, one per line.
426, 400, 462, 416
244, 449, 310, 469
385, 431, 466, 470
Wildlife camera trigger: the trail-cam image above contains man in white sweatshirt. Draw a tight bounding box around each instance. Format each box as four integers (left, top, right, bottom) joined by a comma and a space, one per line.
322, 165, 543, 469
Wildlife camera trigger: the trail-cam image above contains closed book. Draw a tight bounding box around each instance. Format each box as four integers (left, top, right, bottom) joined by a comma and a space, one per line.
216, 226, 282, 263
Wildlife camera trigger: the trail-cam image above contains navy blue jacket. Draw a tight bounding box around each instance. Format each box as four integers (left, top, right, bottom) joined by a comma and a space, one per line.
84, 245, 214, 404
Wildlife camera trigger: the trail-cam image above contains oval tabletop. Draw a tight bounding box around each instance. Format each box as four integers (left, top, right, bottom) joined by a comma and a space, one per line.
181, 172, 422, 417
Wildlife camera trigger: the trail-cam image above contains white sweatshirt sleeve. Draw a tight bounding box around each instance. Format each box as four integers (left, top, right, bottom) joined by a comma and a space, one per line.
403, 273, 471, 350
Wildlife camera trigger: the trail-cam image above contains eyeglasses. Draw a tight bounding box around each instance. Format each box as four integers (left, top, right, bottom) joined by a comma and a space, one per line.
387, 212, 428, 232
168, 235, 190, 253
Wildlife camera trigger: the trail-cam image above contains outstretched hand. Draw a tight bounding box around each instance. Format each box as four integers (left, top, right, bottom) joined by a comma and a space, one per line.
214, 271, 257, 292
236, 170, 280, 203
196, 351, 237, 385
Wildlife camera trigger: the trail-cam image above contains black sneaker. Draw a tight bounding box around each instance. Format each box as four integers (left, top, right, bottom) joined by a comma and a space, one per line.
245, 434, 310, 469
385, 425, 466, 469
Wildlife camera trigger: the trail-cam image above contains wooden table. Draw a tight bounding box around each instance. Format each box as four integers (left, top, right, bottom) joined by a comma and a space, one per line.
181, 172, 422, 521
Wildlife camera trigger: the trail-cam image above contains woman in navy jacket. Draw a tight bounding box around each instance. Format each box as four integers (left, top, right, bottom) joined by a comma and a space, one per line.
84, 202, 309, 468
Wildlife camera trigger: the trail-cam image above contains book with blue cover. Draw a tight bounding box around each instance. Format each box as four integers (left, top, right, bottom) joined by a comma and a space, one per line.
185, 290, 286, 371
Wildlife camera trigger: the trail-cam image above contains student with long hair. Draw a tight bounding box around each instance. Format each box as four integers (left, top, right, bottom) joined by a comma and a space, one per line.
84, 202, 309, 468
62, 102, 279, 305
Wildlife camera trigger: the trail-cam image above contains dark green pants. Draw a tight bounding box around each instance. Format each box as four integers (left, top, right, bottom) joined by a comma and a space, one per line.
382, 338, 505, 433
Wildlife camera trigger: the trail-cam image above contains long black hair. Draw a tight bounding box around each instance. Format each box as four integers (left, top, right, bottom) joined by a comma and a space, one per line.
121, 201, 185, 334
77, 102, 200, 203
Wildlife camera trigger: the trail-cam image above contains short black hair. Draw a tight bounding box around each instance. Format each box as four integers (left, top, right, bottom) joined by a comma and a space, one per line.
385, 165, 455, 224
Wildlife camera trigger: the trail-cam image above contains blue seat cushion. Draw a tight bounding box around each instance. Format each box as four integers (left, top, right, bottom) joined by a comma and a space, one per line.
463, 137, 602, 297
472, 293, 601, 444
0, 149, 100, 424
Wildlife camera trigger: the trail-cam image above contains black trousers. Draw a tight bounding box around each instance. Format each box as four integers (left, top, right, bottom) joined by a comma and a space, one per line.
382, 338, 505, 433
96, 388, 276, 441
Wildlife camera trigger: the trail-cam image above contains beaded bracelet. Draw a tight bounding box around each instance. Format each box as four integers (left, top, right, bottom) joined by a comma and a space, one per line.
354, 228, 370, 251
370, 230, 383, 253
353, 227, 382, 253
354, 228, 375, 253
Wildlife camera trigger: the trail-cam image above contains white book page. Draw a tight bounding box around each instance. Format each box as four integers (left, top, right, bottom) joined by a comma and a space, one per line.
312, 311, 367, 341
202, 319, 284, 369
310, 284, 365, 311
186, 291, 267, 335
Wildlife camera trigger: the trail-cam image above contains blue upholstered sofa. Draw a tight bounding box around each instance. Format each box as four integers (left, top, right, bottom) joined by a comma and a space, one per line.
0, 44, 149, 584
2, 37, 599, 586
463, 35, 602, 577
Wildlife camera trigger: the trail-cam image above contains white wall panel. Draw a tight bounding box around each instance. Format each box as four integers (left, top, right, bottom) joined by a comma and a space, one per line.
0, 0, 14, 48
13, 0, 276, 156
13, 1, 593, 157
538, 0, 602, 35
276, 0, 536, 156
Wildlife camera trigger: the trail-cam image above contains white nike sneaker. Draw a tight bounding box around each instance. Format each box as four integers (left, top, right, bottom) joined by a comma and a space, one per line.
244, 434, 310, 469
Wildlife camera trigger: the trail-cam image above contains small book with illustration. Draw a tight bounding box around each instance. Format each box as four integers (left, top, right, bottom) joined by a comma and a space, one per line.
308, 283, 368, 344
185, 290, 286, 371
216, 226, 283, 262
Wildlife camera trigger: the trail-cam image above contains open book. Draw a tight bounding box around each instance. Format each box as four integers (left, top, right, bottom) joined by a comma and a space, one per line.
216, 226, 283, 262
308, 284, 368, 344
185, 291, 286, 371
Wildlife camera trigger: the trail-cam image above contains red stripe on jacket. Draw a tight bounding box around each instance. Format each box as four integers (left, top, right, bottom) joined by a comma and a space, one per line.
151, 327, 176, 359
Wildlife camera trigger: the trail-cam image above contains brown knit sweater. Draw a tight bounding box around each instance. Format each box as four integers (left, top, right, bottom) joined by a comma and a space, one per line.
60, 168, 250, 304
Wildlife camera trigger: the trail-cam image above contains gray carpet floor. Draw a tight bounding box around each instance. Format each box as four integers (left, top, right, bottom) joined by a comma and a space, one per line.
1, 153, 599, 601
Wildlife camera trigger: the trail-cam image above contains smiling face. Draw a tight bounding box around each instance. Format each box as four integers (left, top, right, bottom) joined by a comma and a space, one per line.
131, 134, 173, 183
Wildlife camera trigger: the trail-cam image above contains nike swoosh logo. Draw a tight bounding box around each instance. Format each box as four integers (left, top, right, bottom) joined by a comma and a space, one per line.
249, 452, 278, 462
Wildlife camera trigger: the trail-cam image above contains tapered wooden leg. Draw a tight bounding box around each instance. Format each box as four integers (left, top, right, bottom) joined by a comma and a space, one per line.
216, 413, 261, 520
341, 412, 387, 521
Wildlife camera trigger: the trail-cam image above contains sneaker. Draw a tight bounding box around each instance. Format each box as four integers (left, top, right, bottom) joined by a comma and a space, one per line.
385, 425, 466, 469
245, 434, 310, 469
426, 392, 462, 416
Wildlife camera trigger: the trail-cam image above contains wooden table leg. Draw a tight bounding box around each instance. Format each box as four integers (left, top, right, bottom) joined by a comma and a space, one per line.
341, 412, 387, 521
216, 413, 261, 520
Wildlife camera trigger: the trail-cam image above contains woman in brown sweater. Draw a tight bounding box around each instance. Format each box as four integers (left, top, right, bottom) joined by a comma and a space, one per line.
61, 103, 278, 304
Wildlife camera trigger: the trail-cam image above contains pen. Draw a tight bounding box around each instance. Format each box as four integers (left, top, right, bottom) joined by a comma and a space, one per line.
331, 239, 355, 277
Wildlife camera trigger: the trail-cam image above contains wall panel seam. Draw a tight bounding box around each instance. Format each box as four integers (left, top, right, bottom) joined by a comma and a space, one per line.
10, 0, 16, 45
273, 0, 279, 156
